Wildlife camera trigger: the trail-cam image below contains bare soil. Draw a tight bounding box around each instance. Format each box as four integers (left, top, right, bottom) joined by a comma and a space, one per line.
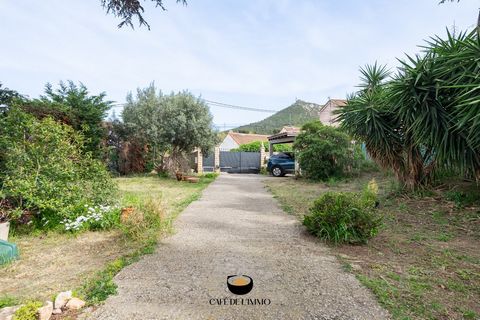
1, 231, 137, 301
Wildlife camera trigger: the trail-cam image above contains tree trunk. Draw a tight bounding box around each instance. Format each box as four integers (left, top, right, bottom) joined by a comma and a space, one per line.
402, 144, 429, 191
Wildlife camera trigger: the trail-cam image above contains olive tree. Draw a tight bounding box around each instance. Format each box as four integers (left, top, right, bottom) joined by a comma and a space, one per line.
121, 84, 217, 174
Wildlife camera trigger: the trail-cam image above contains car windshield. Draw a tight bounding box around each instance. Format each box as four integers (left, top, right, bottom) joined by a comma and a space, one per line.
274, 152, 293, 159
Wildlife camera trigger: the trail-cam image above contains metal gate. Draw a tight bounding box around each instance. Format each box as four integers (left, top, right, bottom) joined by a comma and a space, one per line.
219, 151, 260, 173
202, 153, 215, 172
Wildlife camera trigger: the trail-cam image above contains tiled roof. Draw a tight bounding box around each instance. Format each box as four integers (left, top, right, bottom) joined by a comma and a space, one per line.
229, 132, 269, 145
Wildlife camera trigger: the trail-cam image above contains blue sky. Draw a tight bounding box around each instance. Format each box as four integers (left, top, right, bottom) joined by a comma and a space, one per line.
1, 0, 479, 128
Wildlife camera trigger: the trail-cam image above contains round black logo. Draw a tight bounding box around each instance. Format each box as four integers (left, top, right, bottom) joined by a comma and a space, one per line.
227, 275, 253, 295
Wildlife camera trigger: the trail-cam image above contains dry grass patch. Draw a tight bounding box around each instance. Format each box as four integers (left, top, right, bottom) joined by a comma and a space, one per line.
265, 173, 480, 319
0, 175, 215, 304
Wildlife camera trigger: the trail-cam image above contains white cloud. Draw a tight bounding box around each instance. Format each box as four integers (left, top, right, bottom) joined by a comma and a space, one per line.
1, 0, 479, 125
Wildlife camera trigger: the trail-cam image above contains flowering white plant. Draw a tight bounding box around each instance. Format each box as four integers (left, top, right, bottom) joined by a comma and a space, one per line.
61, 204, 118, 231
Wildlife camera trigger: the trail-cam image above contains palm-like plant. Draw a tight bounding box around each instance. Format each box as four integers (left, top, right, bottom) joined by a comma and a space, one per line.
337, 29, 480, 189
336, 63, 414, 186
391, 30, 480, 179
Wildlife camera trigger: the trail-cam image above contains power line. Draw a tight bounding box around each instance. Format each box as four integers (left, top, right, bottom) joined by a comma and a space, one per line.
204, 100, 277, 113
109, 99, 279, 114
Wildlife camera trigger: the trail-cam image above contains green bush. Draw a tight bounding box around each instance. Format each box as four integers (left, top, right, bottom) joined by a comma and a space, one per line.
303, 182, 382, 244
294, 121, 354, 181
0, 107, 117, 230
13, 301, 42, 320
120, 198, 166, 241
203, 172, 219, 179
231, 141, 292, 153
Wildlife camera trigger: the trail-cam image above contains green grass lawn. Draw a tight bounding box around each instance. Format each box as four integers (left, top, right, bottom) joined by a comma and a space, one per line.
0, 174, 216, 305
265, 173, 480, 320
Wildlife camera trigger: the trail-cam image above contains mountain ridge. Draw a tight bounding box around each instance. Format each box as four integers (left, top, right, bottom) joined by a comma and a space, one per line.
233, 100, 323, 134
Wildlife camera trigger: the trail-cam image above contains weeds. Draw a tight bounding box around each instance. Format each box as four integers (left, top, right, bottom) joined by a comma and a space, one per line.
12, 301, 42, 320
76, 174, 216, 305
0, 295, 18, 308
445, 189, 480, 208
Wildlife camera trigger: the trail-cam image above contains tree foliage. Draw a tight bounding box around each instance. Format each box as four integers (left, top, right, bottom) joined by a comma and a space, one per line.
0, 82, 22, 105
121, 83, 217, 173
337, 29, 480, 189
294, 121, 353, 181
0, 108, 116, 227
19, 81, 113, 158
101, 0, 187, 29
231, 141, 292, 152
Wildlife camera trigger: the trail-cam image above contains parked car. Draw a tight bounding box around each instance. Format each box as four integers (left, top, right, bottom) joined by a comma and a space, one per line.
267, 152, 295, 177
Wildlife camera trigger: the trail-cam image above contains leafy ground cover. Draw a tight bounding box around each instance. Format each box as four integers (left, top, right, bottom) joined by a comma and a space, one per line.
0, 175, 215, 305
265, 173, 480, 319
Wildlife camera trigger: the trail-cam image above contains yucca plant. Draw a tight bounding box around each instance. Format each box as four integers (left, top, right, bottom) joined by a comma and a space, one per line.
391, 30, 480, 179
337, 29, 480, 189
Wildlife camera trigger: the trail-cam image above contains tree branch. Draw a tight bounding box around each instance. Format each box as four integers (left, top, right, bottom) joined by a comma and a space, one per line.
101, 0, 187, 30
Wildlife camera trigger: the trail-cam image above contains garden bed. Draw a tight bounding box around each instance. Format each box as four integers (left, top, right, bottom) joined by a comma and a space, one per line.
0, 175, 215, 305
265, 173, 480, 319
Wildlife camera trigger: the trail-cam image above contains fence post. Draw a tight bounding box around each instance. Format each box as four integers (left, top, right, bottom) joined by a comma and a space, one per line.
260, 142, 266, 169
196, 149, 203, 174
214, 147, 220, 173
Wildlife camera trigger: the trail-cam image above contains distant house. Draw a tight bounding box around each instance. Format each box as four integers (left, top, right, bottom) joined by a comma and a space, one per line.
219, 132, 269, 151
278, 126, 301, 134
319, 99, 347, 127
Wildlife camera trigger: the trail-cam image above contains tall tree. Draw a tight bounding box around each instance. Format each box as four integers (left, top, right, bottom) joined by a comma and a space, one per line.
122, 84, 218, 173
337, 29, 480, 189
0, 83, 22, 105
36, 81, 112, 158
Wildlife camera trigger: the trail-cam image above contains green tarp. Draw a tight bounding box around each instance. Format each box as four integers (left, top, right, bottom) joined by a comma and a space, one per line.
0, 239, 19, 265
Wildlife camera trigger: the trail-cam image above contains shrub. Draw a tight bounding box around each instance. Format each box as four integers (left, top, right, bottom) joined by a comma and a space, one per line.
303, 181, 382, 244
231, 141, 292, 153
294, 121, 353, 181
231, 141, 266, 152
13, 301, 42, 320
0, 108, 117, 230
120, 198, 166, 241
21, 81, 112, 158
203, 172, 219, 179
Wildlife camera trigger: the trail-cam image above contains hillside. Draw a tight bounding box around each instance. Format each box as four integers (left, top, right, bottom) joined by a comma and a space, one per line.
234, 100, 323, 134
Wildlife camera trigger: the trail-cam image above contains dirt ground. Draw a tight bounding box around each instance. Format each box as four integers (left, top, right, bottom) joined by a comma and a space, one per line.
0, 176, 212, 302
1, 231, 137, 301
265, 172, 480, 320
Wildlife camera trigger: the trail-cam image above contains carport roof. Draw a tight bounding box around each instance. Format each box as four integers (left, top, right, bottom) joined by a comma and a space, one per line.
268, 131, 298, 144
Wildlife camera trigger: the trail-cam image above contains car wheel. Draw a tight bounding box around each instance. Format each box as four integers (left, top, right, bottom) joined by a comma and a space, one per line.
271, 166, 284, 177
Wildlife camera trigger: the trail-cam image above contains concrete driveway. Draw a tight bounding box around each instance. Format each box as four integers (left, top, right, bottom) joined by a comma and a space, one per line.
88, 174, 388, 320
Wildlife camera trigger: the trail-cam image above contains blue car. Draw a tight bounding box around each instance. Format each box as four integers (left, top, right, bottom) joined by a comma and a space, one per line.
267, 152, 295, 177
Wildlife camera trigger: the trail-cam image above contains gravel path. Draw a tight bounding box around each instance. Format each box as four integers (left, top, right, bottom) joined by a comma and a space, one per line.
88, 174, 389, 320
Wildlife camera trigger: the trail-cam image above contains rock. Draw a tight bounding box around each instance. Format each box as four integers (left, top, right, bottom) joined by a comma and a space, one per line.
0, 306, 21, 320
0, 305, 21, 320
37, 301, 53, 320
52, 308, 62, 315
66, 298, 86, 310
54, 290, 72, 309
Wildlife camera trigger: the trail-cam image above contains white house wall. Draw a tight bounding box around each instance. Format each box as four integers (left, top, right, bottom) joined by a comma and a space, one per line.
219, 135, 239, 151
